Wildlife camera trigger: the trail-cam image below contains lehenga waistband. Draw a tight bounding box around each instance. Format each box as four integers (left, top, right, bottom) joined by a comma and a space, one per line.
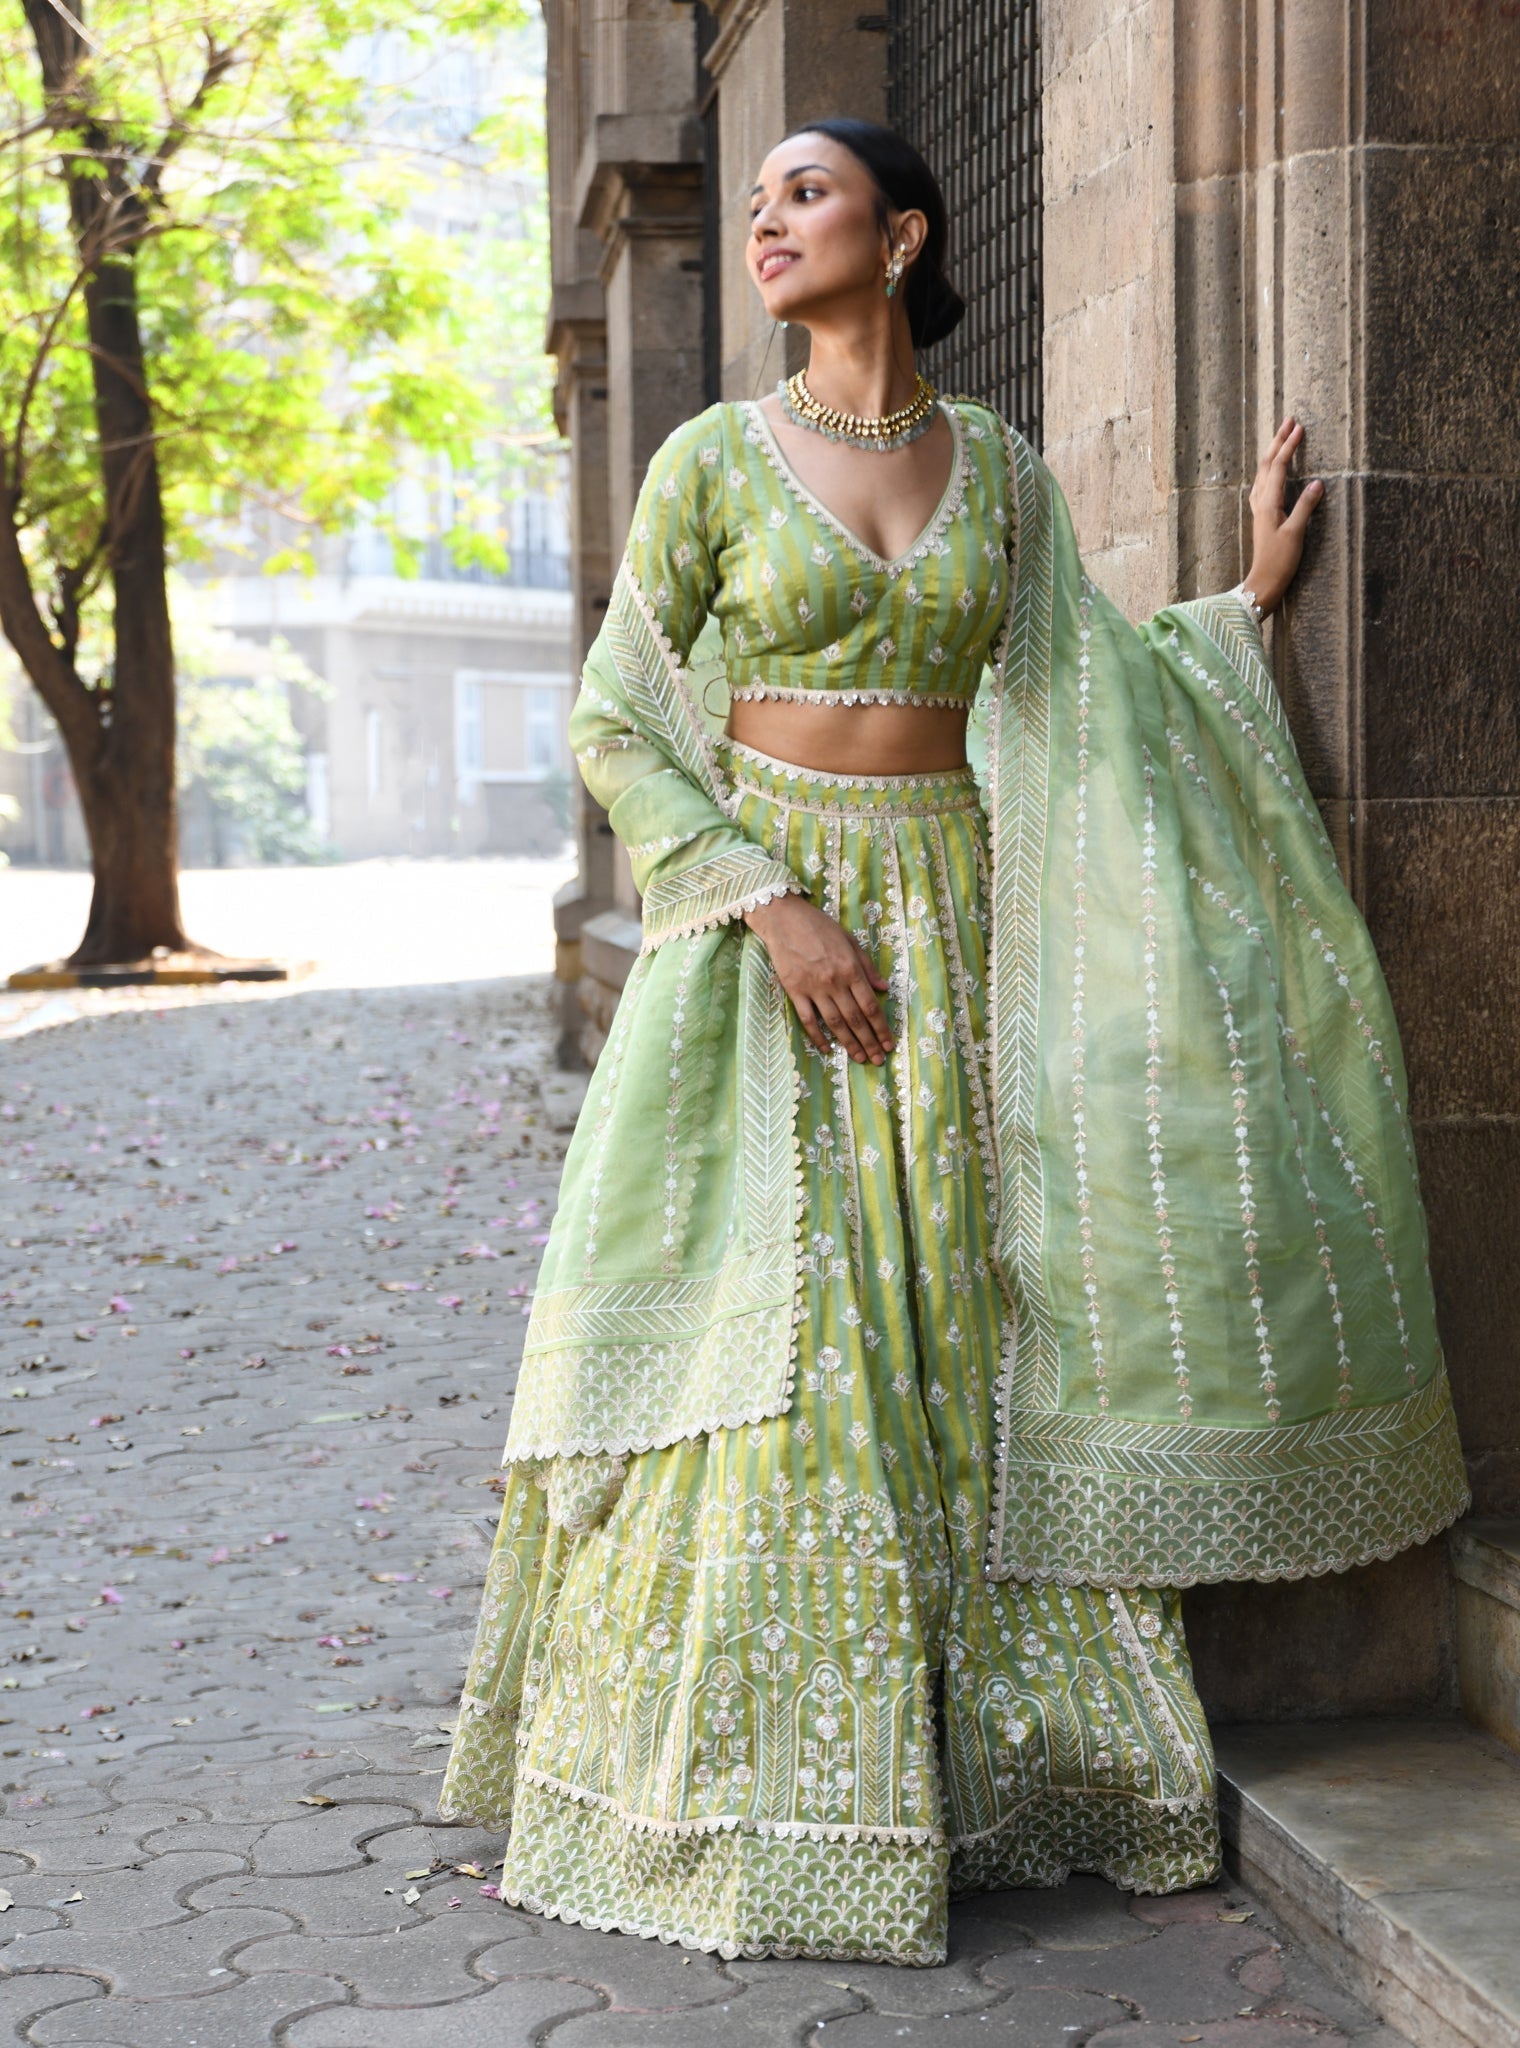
715, 734, 984, 820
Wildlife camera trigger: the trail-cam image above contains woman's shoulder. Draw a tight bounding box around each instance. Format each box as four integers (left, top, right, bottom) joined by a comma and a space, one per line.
647, 401, 748, 468
632, 407, 738, 532
941, 394, 1032, 457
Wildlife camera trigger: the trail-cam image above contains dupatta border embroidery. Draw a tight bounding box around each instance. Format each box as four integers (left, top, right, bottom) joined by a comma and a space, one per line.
983, 417, 1059, 1581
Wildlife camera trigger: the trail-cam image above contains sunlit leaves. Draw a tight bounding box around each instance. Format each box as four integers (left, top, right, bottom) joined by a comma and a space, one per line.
0, 0, 550, 649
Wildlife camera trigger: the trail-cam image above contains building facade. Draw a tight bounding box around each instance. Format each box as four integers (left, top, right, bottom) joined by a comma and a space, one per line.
212, 564, 573, 862
543, 0, 1520, 1742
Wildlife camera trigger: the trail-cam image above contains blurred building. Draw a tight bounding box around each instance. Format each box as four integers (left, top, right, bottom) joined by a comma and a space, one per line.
0, 673, 88, 868
210, 24, 575, 863
213, 552, 572, 861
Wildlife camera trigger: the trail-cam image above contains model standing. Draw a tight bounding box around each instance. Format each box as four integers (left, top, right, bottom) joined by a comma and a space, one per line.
441, 118, 1467, 1965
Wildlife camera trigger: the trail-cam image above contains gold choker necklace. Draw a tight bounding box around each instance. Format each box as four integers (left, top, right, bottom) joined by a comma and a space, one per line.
779, 370, 939, 452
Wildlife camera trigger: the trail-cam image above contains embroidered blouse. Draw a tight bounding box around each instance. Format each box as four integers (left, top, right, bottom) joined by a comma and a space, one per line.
699, 399, 1006, 708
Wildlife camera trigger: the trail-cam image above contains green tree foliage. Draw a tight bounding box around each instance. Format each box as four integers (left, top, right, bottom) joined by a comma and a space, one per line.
2, 0, 546, 596
0, 0, 549, 958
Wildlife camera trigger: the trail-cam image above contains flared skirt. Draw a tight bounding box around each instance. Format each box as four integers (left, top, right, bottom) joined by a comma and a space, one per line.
441, 738, 1220, 1963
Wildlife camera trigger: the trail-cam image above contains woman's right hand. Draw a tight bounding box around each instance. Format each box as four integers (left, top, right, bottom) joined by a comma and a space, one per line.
743, 893, 895, 1064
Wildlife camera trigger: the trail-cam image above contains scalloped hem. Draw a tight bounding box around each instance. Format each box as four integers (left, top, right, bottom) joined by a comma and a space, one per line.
639, 877, 805, 954
496, 1773, 950, 1966
494, 1889, 949, 1967
990, 1450, 1471, 1591
478, 1775, 1219, 1964
512, 1764, 946, 1845
948, 1786, 1221, 1899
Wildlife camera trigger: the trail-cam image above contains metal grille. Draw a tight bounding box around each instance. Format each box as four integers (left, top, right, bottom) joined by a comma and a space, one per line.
888, 0, 1042, 447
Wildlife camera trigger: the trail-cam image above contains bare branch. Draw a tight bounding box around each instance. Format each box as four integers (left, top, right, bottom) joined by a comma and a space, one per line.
51, 523, 109, 664
33, 0, 99, 53
0, 459, 98, 749
0, 110, 57, 153
141, 32, 240, 202
8, 258, 93, 505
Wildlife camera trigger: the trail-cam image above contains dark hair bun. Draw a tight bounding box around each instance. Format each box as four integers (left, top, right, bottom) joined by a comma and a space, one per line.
911, 267, 967, 349
784, 116, 967, 356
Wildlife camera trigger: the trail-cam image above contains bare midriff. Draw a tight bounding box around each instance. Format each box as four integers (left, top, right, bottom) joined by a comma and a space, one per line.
725, 696, 971, 776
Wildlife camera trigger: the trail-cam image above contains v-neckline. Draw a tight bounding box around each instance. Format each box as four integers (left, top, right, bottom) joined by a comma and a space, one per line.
744, 398, 967, 577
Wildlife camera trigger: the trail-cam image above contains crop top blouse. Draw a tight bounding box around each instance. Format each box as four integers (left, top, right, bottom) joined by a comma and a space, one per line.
630, 395, 1013, 711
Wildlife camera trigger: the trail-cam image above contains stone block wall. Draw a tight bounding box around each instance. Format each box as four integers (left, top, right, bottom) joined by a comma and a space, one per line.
1041, 0, 1520, 1717
1043, 0, 1174, 620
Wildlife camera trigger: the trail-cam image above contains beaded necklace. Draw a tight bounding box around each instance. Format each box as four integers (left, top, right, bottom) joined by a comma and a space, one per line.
778, 369, 939, 453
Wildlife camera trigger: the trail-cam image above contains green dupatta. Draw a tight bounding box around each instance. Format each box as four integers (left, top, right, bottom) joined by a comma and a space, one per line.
504, 404, 1469, 1588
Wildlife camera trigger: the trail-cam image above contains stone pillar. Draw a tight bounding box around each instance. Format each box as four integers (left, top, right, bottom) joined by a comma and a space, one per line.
1042, 0, 1174, 621
547, 293, 612, 1065
1045, 0, 1520, 1718
545, 0, 614, 1066
545, 1, 710, 1061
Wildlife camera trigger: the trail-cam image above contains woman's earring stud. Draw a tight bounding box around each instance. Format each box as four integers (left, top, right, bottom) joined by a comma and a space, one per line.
885, 245, 907, 299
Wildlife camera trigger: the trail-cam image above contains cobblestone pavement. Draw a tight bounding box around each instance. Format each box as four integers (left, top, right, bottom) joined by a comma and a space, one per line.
0, 975, 1412, 2046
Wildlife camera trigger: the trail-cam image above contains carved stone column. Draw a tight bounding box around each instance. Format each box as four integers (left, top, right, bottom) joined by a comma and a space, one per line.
545, 2, 709, 1061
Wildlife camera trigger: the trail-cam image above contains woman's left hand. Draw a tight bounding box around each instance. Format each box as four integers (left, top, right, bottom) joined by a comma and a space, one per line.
1244, 416, 1324, 616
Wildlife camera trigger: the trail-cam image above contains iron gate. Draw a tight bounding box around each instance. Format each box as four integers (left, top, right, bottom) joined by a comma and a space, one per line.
887, 0, 1042, 447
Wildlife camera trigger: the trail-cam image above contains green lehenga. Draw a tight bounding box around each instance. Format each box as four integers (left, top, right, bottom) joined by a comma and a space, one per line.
440, 394, 1467, 1963
444, 744, 1217, 1961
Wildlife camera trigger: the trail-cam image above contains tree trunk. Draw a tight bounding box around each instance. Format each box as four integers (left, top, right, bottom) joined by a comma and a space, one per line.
62, 246, 191, 965
14, 0, 194, 967
69, 735, 188, 964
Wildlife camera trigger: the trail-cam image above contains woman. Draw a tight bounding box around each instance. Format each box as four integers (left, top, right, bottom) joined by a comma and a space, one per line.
441, 118, 1467, 1966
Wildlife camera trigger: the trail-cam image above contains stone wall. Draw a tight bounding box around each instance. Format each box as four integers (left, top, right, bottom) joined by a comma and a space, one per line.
1043, 0, 1175, 620
1040, 0, 1520, 1718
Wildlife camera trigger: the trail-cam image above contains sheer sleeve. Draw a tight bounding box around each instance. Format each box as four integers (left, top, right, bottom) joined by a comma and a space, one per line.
568, 409, 803, 951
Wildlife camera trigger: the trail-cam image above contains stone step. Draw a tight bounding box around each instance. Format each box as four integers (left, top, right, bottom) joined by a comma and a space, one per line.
1452, 1518, 1520, 1754
1217, 1718, 1520, 2048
